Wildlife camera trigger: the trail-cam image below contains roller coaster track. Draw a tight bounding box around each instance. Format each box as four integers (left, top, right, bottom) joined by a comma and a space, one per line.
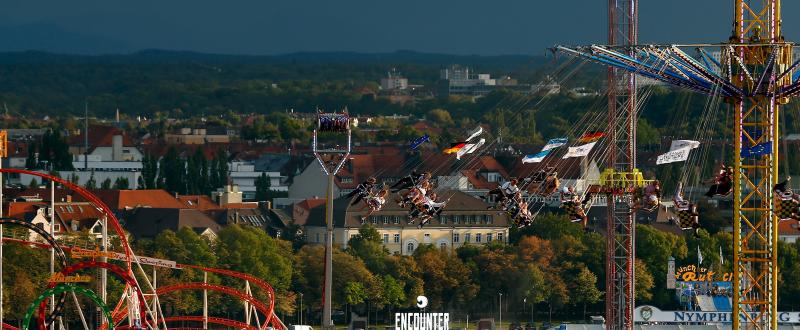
2, 235, 285, 330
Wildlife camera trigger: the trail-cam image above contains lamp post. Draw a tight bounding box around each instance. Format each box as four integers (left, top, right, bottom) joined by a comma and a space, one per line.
499, 292, 502, 329
300, 293, 304, 325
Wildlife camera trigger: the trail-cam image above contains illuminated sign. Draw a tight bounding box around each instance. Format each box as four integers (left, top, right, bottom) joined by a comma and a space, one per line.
675, 265, 733, 282
49, 273, 92, 283
395, 296, 449, 330
635, 305, 800, 324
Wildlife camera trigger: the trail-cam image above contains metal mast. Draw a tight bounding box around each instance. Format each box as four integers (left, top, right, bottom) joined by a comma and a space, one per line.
731, 1, 787, 328
606, 0, 637, 329
312, 112, 352, 330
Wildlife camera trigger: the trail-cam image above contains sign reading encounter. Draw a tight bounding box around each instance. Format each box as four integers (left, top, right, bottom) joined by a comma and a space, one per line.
396, 296, 450, 330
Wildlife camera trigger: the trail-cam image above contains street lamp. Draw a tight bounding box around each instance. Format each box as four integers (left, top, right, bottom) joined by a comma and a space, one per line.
300, 293, 304, 325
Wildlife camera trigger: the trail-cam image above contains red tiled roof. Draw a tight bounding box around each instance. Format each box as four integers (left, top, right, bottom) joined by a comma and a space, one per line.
68, 125, 134, 148
177, 195, 220, 211
222, 202, 259, 209
92, 190, 186, 210
7, 201, 46, 219
779, 219, 800, 236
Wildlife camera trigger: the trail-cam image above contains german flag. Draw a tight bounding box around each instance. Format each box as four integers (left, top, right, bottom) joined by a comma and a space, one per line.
443, 142, 467, 154
578, 131, 605, 143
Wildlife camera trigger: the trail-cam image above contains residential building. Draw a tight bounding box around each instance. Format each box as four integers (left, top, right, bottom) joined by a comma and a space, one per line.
229, 160, 285, 201
25, 201, 106, 241
124, 208, 222, 240
304, 190, 509, 255
165, 126, 232, 145
780, 220, 800, 243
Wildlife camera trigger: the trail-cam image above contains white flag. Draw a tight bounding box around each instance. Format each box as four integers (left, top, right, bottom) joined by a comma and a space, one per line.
562, 142, 597, 159
456, 138, 485, 160
656, 147, 692, 165
542, 138, 568, 151
670, 140, 701, 151
522, 150, 551, 163
465, 126, 483, 142
698, 246, 704, 265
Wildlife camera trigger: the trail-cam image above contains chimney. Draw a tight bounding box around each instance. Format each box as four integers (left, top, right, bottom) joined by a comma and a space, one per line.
112, 135, 123, 161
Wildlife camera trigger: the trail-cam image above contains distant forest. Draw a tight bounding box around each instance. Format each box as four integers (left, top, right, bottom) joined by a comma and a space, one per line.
0, 50, 568, 118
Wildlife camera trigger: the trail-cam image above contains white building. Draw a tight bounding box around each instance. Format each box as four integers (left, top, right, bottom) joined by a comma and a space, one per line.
439, 65, 498, 97
380, 70, 409, 91
304, 190, 509, 255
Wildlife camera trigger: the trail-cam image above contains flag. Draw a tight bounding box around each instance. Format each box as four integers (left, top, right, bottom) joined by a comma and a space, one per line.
456, 138, 486, 160
562, 142, 597, 159
740, 141, 772, 158
578, 131, 605, 143
542, 138, 568, 151
719, 246, 724, 265
466, 126, 484, 142
656, 148, 692, 165
697, 245, 704, 265
443, 142, 466, 154
409, 134, 430, 150
522, 150, 551, 163
669, 140, 701, 151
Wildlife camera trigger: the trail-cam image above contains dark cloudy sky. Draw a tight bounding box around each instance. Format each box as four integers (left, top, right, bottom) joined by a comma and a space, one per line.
1, 1, 797, 55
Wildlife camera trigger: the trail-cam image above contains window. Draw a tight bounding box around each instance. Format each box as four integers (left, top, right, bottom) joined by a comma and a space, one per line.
476, 233, 482, 243
484, 215, 493, 224
497, 233, 504, 242
393, 216, 400, 224
53, 224, 61, 232
487, 233, 493, 242
453, 233, 460, 243
468, 215, 475, 224
383, 234, 389, 243
383, 216, 389, 224
36, 223, 44, 230
465, 233, 471, 243
93, 224, 102, 234
360, 218, 367, 225
407, 243, 415, 253
341, 177, 353, 183
440, 215, 447, 224
394, 234, 400, 243
453, 215, 461, 224
371, 217, 378, 225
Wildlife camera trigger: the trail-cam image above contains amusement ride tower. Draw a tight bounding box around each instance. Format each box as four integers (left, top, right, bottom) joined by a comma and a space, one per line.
560, 0, 790, 329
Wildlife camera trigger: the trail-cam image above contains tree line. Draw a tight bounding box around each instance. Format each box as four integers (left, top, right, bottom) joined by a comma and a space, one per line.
7, 213, 800, 327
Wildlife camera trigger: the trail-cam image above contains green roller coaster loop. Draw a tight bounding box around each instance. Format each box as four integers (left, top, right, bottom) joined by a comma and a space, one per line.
22, 284, 113, 330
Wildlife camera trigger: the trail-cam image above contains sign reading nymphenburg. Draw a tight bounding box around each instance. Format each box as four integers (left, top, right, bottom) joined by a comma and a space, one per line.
635, 305, 800, 323
395, 296, 450, 330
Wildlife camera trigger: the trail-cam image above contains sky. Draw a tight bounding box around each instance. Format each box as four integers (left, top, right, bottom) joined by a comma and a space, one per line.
0, 1, 798, 55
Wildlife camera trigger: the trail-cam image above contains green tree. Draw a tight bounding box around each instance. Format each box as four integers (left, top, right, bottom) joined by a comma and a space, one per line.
100, 177, 112, 189
344, 282, 368, 306
85, 172, 97, 189
571, 266, 603, 320
216, 225, 295, 313
255, 172, 272, 202
427, 109, 454, 126
113, 177, 130, 189
346, 225, 389, 274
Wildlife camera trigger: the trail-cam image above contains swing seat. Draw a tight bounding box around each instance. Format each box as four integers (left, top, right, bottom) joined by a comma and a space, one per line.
317, 113, 350, 132
561, 201, 584, 221
775, 197, 799, 221
676, 210, 697, 230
